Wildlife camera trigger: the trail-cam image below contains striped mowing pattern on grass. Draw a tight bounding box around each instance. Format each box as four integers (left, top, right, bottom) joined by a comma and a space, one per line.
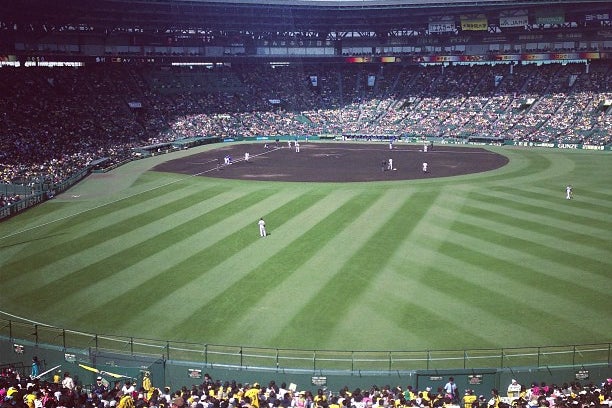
0, 145, 610, 355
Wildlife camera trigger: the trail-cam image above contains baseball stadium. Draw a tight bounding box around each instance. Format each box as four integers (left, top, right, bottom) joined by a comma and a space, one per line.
0, 0, 611, 405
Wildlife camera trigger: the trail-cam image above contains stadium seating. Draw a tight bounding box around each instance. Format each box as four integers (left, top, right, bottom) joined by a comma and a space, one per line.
1, 62, 611, 210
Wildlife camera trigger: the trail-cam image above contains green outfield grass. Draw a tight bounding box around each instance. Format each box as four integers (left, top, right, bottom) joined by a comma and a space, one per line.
0, 144, 610, 358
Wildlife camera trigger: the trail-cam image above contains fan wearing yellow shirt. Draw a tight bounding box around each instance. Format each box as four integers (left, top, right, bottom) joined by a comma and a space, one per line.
119, 393, 135, 408
142, 372, 152, 394
403, 386, 416, 402
24, 389, 37, 408
463, 390, 477, 408
314, 389, 328, 408
488, 389, 501, 408
53, 371, 61, 384
245, 383, 261, 408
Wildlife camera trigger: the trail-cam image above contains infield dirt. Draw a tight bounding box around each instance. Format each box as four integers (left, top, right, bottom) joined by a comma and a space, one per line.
152, 142, 509, 182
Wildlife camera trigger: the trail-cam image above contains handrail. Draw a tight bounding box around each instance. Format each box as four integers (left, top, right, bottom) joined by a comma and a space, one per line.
1, 317, 609, 372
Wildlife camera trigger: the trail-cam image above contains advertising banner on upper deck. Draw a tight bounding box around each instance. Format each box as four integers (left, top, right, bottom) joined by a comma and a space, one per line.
460, 14, 488, 31
499, 10, 529, 28
535, 8, 565, 25
428, 16, 456, 33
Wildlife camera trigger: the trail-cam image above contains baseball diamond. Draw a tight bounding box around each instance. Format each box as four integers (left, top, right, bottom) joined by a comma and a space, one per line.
152, 142, 509, 182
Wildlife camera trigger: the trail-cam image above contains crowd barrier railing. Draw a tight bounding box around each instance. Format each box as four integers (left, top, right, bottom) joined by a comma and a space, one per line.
1, 317, 610, 373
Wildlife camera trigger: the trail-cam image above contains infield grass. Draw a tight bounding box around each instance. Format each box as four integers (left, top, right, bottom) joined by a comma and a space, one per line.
0, 144, 610, 357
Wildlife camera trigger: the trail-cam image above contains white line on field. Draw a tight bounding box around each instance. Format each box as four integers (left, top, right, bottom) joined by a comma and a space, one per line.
0, 148, 281, 241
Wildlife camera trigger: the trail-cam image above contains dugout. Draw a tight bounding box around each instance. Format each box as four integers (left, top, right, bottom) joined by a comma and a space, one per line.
467, 136, 504, 145
132, 142, 174, 158
171, 136, 221, 149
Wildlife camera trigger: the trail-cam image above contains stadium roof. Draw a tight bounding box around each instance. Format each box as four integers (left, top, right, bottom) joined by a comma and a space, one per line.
4, 0, 611, 35
144, 0, 607, 5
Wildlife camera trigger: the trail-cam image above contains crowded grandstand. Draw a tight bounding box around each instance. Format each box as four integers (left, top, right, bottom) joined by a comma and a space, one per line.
1, 364, 611, 408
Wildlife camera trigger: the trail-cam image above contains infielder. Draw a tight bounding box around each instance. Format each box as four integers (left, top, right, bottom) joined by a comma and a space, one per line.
422, 162, 428, 172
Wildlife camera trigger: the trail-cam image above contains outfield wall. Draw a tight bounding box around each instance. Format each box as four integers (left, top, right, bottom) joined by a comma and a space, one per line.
1, 337, 611, 397
0, 318, 610, 394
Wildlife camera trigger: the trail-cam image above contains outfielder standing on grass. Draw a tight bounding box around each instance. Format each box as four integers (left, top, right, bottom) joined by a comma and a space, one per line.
258, 218, 267, 237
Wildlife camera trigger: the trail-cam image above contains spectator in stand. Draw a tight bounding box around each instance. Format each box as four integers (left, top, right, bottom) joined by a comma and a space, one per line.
61, 371, 75, 391
507, 380, 521, 400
